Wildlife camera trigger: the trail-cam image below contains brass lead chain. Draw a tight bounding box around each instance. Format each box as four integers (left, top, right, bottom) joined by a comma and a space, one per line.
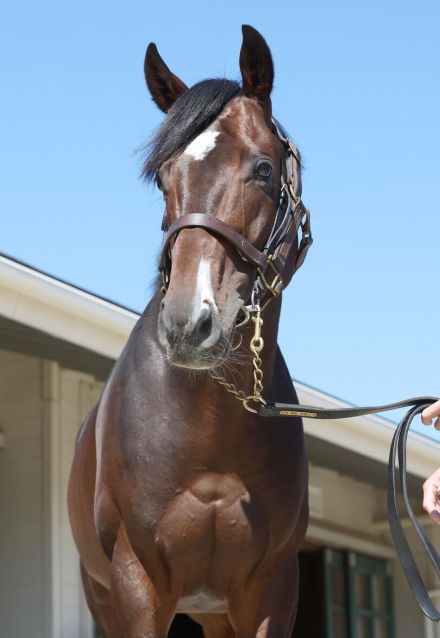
210, 305, 267, 414
250, 307, 265, 401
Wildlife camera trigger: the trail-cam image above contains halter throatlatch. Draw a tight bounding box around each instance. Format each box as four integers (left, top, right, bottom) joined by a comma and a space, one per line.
158, 119, 313, 412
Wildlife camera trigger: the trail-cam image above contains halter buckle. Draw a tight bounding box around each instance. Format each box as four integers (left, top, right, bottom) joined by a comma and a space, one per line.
257, 255, 283, 297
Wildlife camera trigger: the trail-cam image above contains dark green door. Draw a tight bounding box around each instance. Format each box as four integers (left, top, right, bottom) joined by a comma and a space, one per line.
294, 548, 394, 638
346, 552, 394, 638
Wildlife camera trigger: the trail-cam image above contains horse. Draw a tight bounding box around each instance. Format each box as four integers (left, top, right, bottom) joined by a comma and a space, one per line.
68, 24, 311, 638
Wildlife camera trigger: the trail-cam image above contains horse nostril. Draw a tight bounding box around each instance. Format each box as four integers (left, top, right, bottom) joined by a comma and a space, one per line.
196, 307, 213, 345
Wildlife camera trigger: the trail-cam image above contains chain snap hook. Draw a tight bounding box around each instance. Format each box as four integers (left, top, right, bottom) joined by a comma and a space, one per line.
250, 308, 264, 355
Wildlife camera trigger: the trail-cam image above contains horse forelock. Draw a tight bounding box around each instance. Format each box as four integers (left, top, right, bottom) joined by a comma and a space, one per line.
141, 79, 241, 182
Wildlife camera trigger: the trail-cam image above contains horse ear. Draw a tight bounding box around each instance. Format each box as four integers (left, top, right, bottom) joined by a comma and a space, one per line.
144, 43, 188, 113
239, 25, 274, 104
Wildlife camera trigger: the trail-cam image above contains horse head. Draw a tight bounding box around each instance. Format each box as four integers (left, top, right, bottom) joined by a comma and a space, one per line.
143, 26, 303, 370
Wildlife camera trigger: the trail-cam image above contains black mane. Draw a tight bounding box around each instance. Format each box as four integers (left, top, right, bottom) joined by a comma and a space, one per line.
142, 79, 241, 181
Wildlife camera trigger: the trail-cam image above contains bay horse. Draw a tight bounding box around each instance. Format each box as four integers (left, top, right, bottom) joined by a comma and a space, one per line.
68, 25, 311, 638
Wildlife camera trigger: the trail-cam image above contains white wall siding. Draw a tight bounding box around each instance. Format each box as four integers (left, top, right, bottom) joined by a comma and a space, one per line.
0, 349, 103, 638
58, 368, 103, 638
0, 349, 45, 637
309, 464, 377, 532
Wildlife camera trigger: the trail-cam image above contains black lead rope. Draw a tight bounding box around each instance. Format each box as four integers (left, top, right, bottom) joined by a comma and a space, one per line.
257, 396, 440, 621
391, 403, 440, 621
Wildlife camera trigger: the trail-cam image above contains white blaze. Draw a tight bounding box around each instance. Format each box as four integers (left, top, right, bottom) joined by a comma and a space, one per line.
184, 130, 220, 161
194, 259, 214, 314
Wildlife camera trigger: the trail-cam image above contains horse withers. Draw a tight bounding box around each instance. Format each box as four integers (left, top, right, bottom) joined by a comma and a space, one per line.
68, 25, 309, 638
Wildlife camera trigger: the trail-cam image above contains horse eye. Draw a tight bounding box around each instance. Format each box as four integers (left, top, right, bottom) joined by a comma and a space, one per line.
255, 160, 273, 180
156, 174, 168, 199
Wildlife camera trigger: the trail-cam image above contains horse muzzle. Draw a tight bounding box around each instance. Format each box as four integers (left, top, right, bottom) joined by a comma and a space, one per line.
158, 298, 224, 369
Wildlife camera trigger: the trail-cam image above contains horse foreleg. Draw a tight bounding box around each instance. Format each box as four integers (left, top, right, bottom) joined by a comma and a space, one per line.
228, 552, 300, 638
81, 562, 119, 638
110, 524, 177, 638
190, 613, 235, 638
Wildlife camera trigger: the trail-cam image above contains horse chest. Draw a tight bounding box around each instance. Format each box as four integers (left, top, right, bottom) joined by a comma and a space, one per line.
151, 472, 273, 580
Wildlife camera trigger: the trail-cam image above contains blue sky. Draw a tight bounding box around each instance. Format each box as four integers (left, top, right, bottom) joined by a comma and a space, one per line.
1, 0, 439, 433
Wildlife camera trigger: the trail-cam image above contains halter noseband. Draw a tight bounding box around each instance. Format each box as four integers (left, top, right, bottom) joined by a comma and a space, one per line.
158, 119, 313, 308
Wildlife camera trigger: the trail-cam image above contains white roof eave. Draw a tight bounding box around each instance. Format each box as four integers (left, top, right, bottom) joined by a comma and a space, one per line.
0, 254, 139, 359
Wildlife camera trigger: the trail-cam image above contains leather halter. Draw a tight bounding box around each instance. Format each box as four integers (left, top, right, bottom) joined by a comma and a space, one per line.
158, 119, 313, 304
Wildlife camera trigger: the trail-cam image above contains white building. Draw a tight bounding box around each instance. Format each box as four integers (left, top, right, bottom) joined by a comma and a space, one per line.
1, 252, 439, 638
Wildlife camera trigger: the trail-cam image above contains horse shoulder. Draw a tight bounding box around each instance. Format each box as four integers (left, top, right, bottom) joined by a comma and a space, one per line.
68, 402, 112, 589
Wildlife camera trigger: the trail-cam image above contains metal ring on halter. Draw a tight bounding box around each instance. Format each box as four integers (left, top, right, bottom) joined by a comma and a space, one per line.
251, 283, 263, 310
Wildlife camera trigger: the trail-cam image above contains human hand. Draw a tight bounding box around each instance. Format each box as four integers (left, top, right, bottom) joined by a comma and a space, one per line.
423, 467, 440, 523
421, 400, 440, 429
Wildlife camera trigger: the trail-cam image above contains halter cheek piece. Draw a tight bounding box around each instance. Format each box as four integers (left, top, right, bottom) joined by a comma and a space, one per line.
158, 119, 313, 307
